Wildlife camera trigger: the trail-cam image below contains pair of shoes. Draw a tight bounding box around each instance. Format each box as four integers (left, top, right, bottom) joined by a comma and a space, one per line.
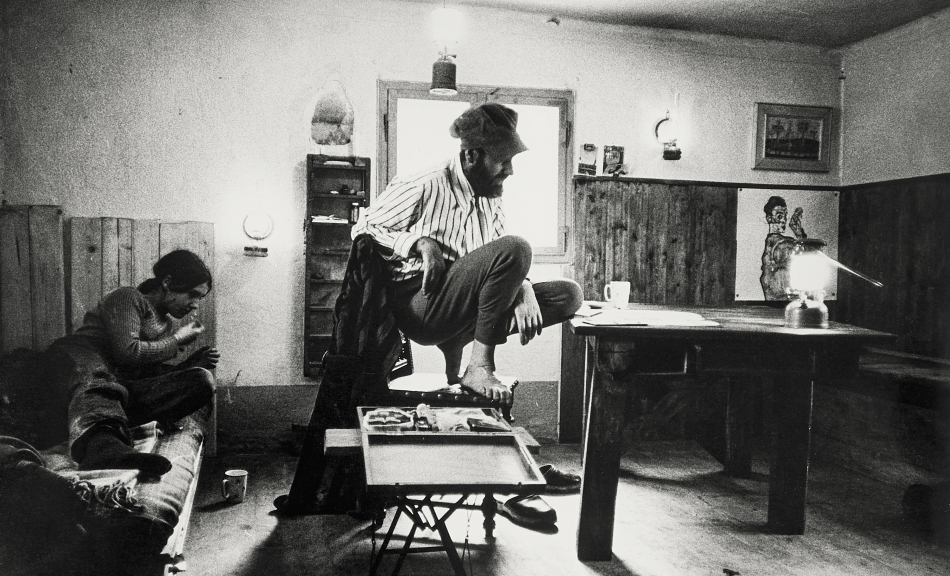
540, 464, 581, 494
498, 494, 557, 526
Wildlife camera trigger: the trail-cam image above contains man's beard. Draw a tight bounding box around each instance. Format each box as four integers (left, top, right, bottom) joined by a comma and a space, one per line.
468, 160, 505, 198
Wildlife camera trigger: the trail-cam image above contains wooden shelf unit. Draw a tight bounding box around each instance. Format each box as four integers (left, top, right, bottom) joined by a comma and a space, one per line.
304, 154, 371, 377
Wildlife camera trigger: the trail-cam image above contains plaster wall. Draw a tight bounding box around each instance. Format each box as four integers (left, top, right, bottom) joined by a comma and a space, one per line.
841, 7, 950, 185
2, 0, 841, 388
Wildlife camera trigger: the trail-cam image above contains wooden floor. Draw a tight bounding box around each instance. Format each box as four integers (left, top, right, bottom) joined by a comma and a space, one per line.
185, 441, 950, 576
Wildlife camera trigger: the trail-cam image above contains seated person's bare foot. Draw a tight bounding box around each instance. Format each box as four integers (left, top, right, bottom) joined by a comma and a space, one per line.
461, 365, 512, 405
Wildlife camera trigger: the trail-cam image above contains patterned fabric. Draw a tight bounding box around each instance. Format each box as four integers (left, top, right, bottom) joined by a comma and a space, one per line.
74, 286, 179, 366
352, 154, 505, 282
72, 477, 143, 518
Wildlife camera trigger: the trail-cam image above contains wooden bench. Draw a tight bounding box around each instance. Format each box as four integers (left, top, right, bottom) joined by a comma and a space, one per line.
829, 347, 950, 409
812, 346, 950, 487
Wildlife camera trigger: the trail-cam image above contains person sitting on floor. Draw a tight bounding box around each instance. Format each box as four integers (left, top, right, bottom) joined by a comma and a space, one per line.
46, 249, 218, 476
352, 102, 583, 526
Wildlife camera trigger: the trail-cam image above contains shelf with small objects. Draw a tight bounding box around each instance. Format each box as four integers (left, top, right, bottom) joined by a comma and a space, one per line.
304, 154, 371, 377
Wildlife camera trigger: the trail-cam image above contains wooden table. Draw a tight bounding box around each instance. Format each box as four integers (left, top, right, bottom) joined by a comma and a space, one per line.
569, 304, 893, 561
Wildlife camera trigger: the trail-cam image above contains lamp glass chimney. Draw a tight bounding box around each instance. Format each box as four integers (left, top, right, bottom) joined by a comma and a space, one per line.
788, 241, 830, 294
431, 7, 461, 53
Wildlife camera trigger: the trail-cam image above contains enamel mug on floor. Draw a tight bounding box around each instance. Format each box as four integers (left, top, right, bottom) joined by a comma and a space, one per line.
222, 469, 248, 503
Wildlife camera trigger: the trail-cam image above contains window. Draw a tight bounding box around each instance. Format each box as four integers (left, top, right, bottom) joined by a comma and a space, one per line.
377, 82, 574, 262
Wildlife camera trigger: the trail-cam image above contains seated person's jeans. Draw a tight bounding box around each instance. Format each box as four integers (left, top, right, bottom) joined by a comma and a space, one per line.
46, 336, 214, 461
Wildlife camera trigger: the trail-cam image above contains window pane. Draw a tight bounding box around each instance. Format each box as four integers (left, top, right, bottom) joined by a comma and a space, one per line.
503, 104, 560, 250
396, 98, 471, 175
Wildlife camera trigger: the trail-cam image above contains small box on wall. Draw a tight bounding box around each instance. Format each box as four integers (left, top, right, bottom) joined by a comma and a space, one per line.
603, 145, 625, 176
577, 143, 597, 175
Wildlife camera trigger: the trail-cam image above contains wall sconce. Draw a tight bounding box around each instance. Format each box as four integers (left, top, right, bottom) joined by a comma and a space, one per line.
654, 110, 681, 160
430, 5, 461, 96
784, 238, 883, 328
243, 211, 274, 257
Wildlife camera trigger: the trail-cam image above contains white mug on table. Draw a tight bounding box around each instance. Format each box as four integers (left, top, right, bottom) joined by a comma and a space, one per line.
604, 281, 631, 308
221, 469, 248, 503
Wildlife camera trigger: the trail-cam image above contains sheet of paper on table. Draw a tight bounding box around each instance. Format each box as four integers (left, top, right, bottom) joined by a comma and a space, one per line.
581, 309, 720, 327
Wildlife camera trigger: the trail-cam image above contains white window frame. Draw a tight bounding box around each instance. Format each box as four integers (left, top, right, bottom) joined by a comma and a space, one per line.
377, 81, 574, 263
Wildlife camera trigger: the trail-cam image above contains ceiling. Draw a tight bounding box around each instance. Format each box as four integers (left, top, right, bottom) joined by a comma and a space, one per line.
411, 0, 950, 48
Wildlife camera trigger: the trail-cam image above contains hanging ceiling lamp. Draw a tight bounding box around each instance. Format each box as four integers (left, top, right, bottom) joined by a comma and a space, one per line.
430, 5, 461, 96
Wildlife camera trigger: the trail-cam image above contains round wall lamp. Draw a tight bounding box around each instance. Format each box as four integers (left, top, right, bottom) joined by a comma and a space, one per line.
243, 211, 274, 241
243, 212, 273, 257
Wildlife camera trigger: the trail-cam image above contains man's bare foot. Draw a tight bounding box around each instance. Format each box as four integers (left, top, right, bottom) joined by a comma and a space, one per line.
461, 365, 512, 405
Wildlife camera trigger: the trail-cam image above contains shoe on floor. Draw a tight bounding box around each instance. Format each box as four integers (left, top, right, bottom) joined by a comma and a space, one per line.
499, 494, 557, 527
540, 464, 581, 494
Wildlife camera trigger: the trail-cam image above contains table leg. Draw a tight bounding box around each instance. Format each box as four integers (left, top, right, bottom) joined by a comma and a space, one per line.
767, 372, 814, 534
370, 505, 403, 576
723, 376, 755, 478
433, 508, 467, 576
481, 493, 496, 540
582, 336, 593, 447
577, 343, 631, 561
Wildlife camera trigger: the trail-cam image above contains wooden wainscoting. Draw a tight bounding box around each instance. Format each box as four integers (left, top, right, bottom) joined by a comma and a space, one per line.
839, 172, 950, 359
0, 205, 66, 352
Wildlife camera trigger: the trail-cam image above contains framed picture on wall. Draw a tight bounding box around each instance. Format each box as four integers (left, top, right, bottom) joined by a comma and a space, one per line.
753, 103, 834, 172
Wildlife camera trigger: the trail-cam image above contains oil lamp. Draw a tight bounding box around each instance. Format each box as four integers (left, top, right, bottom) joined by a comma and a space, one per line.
785, 239, 830, 328
784, 238, 883, 329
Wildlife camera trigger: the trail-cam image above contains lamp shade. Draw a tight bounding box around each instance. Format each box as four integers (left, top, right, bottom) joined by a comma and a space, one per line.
430, 55, 457, 96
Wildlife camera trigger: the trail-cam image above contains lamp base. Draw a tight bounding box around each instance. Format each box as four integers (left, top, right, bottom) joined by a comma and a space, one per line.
784, 298, 828, 329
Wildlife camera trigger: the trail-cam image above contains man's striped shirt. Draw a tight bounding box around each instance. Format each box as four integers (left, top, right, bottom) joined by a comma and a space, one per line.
352, 154, 505, 282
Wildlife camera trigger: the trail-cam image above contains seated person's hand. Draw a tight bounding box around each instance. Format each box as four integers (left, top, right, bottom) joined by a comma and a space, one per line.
174, 321, 205, 346
513, 282, 542, 345
415, 237, 445, 296
182, 346, 220, 370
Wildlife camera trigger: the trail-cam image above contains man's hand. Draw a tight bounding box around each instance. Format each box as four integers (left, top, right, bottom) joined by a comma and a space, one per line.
415, 237, 445, 296
182, 346, 220, 370
512, 281, 542, 345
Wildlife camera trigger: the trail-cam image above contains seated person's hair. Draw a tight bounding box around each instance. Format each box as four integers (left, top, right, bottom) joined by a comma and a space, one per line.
137, 250, 213, 293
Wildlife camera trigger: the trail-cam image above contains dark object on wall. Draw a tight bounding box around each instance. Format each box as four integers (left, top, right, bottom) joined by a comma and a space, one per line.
311, 81, 355, 146
753, 103, 834, 173
578, 143, 597, 175
603, 145, 624, 175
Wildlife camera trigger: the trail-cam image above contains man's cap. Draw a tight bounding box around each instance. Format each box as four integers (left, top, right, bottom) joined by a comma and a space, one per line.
450, 103, 528, 161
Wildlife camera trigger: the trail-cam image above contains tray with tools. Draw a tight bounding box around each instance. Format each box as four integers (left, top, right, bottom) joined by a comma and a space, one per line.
357, 405, 545, 496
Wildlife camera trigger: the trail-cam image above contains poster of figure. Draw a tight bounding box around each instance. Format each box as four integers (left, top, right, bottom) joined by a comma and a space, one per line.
734, 188, 839, 301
